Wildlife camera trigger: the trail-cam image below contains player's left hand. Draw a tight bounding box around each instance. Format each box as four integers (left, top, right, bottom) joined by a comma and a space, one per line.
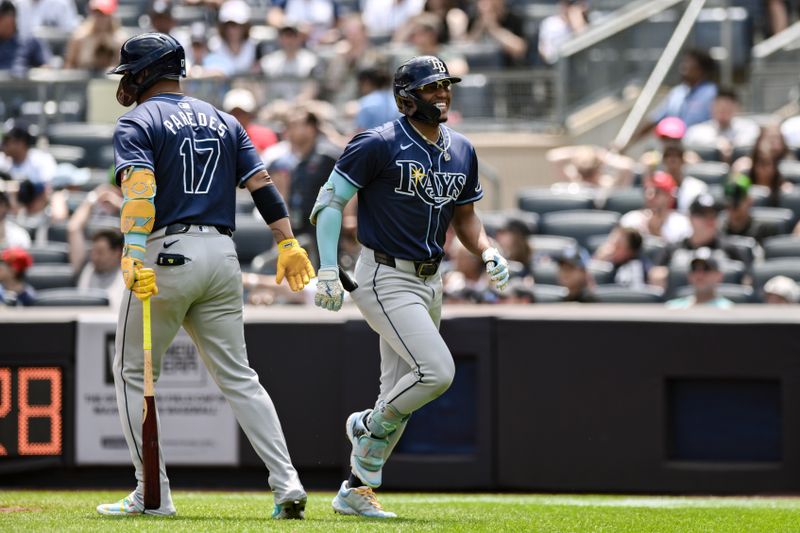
276, 238, 316, 292
481, 247, 509, 291
314, 267, 344, 311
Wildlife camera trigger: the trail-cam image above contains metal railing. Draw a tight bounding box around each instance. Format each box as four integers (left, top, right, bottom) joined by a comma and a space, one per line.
749, 21, 800, 113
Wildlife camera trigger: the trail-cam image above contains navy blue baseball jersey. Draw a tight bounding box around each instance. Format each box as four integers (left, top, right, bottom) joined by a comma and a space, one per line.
334, 117, 482, 261
113, 94, 265, 231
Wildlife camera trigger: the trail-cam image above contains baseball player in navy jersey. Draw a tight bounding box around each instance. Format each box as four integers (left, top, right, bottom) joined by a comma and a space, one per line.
96, 33, 315, 519
310, 55, 510, 517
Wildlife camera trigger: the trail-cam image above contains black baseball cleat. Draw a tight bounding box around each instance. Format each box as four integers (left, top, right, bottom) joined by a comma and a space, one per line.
272, 498, 306, 519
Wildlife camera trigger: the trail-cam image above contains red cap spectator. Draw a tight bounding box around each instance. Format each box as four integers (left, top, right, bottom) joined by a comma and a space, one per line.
1, 247, 33, 275
89, 0, 117, 15
652, 171, 678, 195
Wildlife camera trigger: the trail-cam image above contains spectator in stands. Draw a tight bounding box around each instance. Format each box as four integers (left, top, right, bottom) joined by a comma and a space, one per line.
628, 49, 718, 148
734, 126, 793, 206
593, 225, 649, 288
494, 277, 535, 304
0, 246, 35, 306
67, 186, 124, 310
683, 89, 760, 163
396, 13, 469, 76
203, 0, 257, 77
766, 0, 793, 35
0, 191, 31, 248
465, 0, 527, 66
353, 65, 401, 132
323, 14, 382, 106
13, 179, 69, 244
538, 0, 589, 65
721, 174, 780, 244
423, 0, 469, 44
187, 22, 209, 76
620, 171, 692, 244
763, 275, 800, 304
64, 0, 125, 71
444, 237, 493, 303
222, 88, 278, 152
547, 144, 636, 192
651, 194, 745, 287
361, 0, 424, 40
266, 0, 339, 45
282, 108, 341, 243
259, 23, 321, 102
145, 0, 193, 62
494, 217, 533, 279
556, 245, 596, 302
0, 123, 56, 184
14, 0, 80, 39
660, 143, 708, 213
665, 247, 733, 309
0, 0, 49, 73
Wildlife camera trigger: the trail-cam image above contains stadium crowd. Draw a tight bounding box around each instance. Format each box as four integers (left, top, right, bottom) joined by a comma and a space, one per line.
1, 0, 800, 307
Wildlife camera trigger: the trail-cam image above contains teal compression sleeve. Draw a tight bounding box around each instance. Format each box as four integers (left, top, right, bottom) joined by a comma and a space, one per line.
316, 171, 358, 270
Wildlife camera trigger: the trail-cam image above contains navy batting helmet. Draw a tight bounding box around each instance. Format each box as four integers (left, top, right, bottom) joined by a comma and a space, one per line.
109, 32, 186, 107
394, 55, 461, 124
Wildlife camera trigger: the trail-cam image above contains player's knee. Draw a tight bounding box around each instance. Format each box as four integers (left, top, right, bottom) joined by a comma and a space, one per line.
426, 356, 455, 395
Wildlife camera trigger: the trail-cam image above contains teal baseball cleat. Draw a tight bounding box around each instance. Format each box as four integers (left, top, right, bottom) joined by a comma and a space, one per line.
332, 480, 397, 518
272, 497, 306, 519
346, 410, 388, 488
96, 490, 176, 516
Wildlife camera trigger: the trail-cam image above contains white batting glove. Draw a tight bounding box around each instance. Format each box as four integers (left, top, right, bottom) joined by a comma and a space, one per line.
315, 267, 344, 311
481, 247, 510, 291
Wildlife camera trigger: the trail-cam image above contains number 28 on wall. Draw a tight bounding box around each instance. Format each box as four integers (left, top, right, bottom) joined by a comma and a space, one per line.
0, 367, 62, 456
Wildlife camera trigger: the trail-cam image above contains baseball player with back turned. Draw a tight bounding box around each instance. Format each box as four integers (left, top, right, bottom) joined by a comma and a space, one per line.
95, 33, 315, 519
311, 55, 510, 517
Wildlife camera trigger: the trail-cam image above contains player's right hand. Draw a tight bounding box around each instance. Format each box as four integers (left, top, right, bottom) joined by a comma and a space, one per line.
121, 256, 159, 301
276, 238, 316, 292
314, 267, 344, 312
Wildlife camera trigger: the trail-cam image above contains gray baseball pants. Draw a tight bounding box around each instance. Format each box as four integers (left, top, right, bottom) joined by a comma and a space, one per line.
113, 225, 305, 505
350, 246, 455, 453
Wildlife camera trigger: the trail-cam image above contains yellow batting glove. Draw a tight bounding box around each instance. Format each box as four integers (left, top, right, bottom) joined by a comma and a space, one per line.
275, 238, 316, 292
121, 255, 158, 301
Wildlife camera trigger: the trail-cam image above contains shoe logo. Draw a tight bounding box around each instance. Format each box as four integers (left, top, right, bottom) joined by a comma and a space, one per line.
163, 240, 179, 248
400, 142, 413, 151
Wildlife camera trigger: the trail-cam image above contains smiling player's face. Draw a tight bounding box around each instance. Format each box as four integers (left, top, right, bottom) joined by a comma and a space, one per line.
415, 79, 452, 122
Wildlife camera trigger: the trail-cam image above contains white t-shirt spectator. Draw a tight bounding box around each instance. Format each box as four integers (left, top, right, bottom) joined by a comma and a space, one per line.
684, 117, 760, 148
0, 148, 57, 184
361, 0, 424, 37
259, 49, 319, 101
14, 0, 80, 37
203, 39, 257, 76
676, 176, 708, 214
1, 220, 32, 249
620, 210, 693, 244
538, 15, 572, 64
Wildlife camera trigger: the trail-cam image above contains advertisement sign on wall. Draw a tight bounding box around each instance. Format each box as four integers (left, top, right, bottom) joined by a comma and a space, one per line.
75, 316, 237, 465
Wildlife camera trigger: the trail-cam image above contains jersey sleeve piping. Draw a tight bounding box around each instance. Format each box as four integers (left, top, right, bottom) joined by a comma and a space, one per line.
333, 167, 363, 189
455, 191, 484, 205
237, 164, 266, 188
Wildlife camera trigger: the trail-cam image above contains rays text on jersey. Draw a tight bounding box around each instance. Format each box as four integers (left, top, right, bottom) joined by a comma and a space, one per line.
394, 160, 466, 207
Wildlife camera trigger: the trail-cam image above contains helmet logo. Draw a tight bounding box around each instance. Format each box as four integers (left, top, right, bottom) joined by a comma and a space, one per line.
428, 57, 446, 74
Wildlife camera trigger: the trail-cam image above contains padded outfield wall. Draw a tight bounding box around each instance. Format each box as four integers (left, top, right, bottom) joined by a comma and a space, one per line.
0, 306, 799, 493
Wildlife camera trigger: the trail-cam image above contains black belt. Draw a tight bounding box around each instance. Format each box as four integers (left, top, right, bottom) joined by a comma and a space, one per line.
164, 223, 233, 237
373, 251, 443, 278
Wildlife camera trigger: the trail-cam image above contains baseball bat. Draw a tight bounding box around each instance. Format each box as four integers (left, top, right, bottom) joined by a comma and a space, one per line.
339, 268, 358, 292
142, 296, 161, 510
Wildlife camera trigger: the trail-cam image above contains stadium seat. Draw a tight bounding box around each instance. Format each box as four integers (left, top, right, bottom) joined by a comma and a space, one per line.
452, 74, 493, 118
47, 123, 116, 169
539, 210, 620, 249
602, 187, 645, 215
27, 243, 70, 264
723, 234, 757, 268
763, 235, 800, 259
780, 160, 800, 185
479, 209, 538, 237
233, 217, 274, 267
46, 222, 69, 243
683, 161, 731, 186
592, 284, 664, 303
25, 264, 75, 290
642, 236, 667, 265
584, 233, 609, 255
589, 260, 614, 285
683, 139, 722, 162
752, 258, 800, 291
532, 284, 568, 303
48, 144, 86, 167
529, 235, 578, 259
531, 260, 558, 285
778, 189, 800, 229
518, 188, 595, 215
674, 283, 755, 304
31, 288, 109, 306
750, 206, 795, 235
